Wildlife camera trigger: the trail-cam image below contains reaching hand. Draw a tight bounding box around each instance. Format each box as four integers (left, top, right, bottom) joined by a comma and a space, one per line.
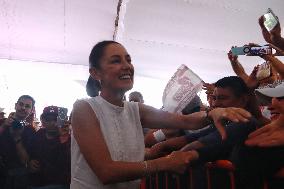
147, 143, 170, 159
209, 107, 252, 140
246, 118, 284, 147
203, 83, 215, 96
165, 151, 198, 174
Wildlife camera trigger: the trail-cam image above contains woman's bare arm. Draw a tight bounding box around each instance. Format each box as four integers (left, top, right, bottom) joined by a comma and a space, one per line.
72, 100, 195, 184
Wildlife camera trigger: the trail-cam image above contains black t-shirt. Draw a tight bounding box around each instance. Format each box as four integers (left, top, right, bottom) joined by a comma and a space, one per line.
29, 128, 70, 186
0, 123, 35, 170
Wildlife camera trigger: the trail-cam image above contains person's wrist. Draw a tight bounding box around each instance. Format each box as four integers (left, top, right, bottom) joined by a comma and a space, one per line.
271, 35, 282, 45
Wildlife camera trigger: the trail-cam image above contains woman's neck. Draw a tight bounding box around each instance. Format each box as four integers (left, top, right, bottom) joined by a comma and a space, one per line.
100, 91, 125, 107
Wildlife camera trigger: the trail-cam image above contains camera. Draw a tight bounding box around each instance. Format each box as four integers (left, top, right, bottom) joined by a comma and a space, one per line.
231, 46, 273, 56
11, 120, 25, 130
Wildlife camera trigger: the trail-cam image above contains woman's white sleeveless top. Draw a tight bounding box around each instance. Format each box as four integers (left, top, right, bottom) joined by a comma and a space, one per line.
71, 96, 145, 189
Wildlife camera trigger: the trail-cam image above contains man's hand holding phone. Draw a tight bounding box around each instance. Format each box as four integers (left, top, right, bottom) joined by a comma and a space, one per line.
259, 9, 282, 48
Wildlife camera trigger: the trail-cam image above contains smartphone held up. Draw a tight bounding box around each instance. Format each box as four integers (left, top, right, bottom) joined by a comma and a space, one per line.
231, 46, 275, 56
57, 107, 68, 128
263, 8, 278, 31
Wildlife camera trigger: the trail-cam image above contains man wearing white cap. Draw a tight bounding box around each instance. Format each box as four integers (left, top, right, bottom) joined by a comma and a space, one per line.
246, 81, 284, 147
233, 81, 284, 189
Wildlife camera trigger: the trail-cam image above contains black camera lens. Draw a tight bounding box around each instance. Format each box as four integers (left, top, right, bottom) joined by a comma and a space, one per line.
11, 120, 24, 130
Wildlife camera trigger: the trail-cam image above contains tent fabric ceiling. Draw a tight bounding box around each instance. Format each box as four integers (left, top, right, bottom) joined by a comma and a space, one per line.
0, 0, 119, 65
1, 0, 284, 83
118, 0, 284, 82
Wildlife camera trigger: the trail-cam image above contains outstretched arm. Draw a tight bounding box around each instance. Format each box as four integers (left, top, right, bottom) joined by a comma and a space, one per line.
139, 104, 252, 140
72, 100, 196, 184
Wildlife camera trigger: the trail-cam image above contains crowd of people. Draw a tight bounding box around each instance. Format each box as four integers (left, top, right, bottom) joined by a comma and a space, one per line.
0, 96, 71, 189
0, 12, 284, 189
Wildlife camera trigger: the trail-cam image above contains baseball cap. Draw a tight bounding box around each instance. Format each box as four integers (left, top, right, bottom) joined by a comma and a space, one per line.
255, 80, 284, 105
42, 106, 59, 117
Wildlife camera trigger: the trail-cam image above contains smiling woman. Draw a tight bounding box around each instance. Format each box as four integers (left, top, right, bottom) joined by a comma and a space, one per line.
70, 40, 253, 189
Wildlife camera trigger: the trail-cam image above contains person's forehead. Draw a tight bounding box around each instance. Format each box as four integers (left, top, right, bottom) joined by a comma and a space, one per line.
17, 98, 33, 104
103, 43, 128, 57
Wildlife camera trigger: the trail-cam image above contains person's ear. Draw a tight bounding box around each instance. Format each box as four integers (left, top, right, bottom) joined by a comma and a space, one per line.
89, 68, 102, 81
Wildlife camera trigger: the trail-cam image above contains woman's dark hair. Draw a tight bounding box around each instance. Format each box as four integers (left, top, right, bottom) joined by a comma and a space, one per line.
89, 40, 120, 69
86, 76, 100, 97
86, 40, 120, 97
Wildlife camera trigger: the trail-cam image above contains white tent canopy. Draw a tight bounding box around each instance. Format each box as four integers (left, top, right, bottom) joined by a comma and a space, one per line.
0, 0, 284, 115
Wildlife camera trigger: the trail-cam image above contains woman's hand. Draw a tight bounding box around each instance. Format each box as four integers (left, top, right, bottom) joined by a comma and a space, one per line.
164, 151, 198, 174
209, 107, 252, 140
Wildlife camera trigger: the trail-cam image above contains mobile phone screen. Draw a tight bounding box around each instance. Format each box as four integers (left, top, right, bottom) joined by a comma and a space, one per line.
264, 10, 278, 31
